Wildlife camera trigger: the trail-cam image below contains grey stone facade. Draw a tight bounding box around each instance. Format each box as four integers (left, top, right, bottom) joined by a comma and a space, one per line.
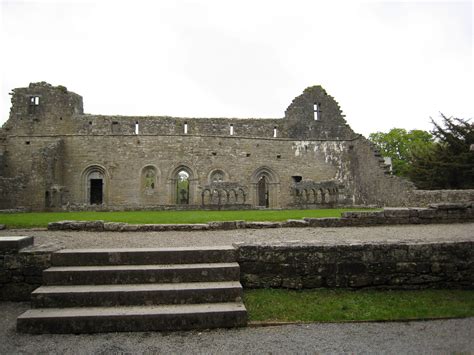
0, 82, 472, 210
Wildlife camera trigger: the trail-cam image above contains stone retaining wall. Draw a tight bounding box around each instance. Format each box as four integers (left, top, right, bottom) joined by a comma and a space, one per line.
1, 237, 473, 301
0, 250, 52, 301
237, 241, 474, 290
46, 202, 474, 232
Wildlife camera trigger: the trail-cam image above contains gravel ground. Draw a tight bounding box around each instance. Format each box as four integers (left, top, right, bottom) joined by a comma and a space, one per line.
1, 302, 473, 354
1, 223, 473, 251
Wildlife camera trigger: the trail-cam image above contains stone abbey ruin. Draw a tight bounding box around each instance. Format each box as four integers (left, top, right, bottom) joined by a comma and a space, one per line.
1, 82, 472, 211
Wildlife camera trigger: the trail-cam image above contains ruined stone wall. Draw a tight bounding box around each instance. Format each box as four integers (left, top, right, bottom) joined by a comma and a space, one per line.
1, 81, 469, 210
347, 137, 416, 206
238, 241, 474, 290
408, 190, 474, 206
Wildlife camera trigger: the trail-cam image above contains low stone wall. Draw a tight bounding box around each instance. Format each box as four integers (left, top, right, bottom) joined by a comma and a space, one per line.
237, 241, 474, 290
46, 202, 474, 232
0, 237, 473, 301
0, 250, 52, 301
408, 190, 474, 206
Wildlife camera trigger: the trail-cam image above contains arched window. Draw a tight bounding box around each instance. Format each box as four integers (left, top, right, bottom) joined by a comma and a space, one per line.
176, 170, 190, 205
210, 170, 225, 183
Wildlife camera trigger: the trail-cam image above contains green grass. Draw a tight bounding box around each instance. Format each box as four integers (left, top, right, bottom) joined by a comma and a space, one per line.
244, 289, 474, 322
0, 208, 375, 229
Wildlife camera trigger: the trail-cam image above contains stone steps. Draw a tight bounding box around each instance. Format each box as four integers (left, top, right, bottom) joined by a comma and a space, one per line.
31, 281, 243, 308
43, 263, 240, 285
17, 303, 247, 334
51, 246, 237, 266
17, 246, 247, 333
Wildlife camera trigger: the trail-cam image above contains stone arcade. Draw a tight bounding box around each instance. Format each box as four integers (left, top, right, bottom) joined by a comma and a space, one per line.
1, 82, 471, 211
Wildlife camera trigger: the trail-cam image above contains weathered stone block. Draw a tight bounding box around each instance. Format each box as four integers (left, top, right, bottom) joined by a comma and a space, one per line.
383, 208, 410, 218
396, 262, 417, 273
338, 262, 367, 275
349, 275, 373, 287
282, 219, 309, 228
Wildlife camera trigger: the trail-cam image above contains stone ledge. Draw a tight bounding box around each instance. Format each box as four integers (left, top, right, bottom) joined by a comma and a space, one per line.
0, 236, 34, 253
46, 203, 474, 232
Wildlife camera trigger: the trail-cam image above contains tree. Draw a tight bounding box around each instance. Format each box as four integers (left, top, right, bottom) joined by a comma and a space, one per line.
408, 114, 473, 189
368, 128, 435, 177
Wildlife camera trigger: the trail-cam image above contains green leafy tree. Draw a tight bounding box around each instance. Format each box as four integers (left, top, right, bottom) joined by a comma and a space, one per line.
369, 128, 435, 177
408, 115, 473, 189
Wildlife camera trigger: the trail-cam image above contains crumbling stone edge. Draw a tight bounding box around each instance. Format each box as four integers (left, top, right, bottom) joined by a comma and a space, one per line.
46, 202, 474, 232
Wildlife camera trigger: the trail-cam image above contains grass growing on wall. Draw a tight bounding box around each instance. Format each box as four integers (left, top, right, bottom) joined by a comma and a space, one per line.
244, 289, 474, 322
0, 208, 377, 229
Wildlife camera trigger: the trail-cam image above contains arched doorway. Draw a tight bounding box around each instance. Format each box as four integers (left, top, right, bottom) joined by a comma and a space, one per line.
251, 167, 280, 208
257, 176, 269, 207
88, 171, 103, 204
82, 165, 108, 206
176, 170, 190, 205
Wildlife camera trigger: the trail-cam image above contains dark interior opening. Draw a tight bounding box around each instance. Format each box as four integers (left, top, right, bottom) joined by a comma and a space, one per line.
257, 176, 269, 207
292, 176, 302, 183
90, 179, 103, 205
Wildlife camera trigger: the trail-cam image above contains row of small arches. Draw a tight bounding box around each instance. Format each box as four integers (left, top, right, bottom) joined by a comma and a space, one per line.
296, 187, 340, 204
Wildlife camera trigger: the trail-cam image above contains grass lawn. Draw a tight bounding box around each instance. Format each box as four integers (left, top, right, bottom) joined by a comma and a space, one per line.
0, 208, 376, 229
244, 289, 474, 323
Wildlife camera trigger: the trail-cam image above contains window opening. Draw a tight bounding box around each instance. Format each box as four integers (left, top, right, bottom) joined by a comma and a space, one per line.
176, 170, 190, 204
257, 176, 269, 208
230, 124, 234, 135
28, 96, 40, 114
210, 170, 224, 183
273, 127, 277, 138
292, 176, 302, 183
135, 121, 139, 135
184, 122, 188, 134
313, 103, 321, 120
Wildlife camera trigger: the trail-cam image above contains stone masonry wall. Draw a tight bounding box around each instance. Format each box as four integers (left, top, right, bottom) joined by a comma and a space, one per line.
238, 241, 474, 290
0, 250, 52, 301
1, 82, 470, 210
1, 237, 471, 301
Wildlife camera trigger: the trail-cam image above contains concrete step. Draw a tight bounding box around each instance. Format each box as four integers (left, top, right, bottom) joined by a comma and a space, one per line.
31, 281, 243, 308
17, 302, 248, 334
43, 263, 240, 285
51, 246, 237, 266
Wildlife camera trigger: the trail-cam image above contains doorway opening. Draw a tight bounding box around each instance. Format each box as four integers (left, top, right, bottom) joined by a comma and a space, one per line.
90, 179, 103, 204
257, 176, 269, 207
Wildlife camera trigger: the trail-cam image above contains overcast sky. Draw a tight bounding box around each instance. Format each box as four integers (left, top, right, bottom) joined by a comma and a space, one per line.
0, 0, 472, 137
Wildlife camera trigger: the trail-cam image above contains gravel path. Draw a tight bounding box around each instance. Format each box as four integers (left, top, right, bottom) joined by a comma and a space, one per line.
1, 223, 473, 251
1, 302, 473, 354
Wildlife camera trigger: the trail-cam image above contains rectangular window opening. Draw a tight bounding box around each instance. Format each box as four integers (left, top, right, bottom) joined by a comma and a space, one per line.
184, 122, 188, 134
292, 176, 302, 183
273, 127, 277, 138
230, 124, 234, 136
135, 121, 139, 135
313, 103, 321, 120
28, 96, 40, 114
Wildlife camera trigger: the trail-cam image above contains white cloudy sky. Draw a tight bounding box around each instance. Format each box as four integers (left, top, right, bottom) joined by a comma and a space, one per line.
0, 0, 472, 137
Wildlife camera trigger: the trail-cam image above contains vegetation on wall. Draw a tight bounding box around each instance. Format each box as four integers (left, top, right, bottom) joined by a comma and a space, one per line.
368, 128, 435, 177
369, 114, 473, 189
